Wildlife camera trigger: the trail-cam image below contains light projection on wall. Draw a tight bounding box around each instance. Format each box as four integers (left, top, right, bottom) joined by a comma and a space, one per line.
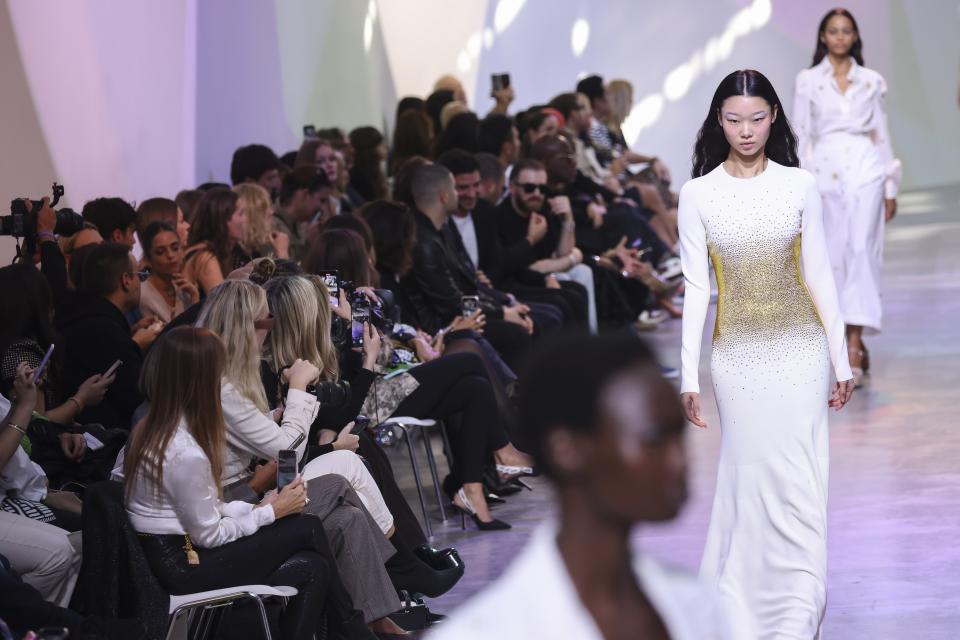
571, 18, 590, 58
363, 0, 378, 53
621, 0, 772, 146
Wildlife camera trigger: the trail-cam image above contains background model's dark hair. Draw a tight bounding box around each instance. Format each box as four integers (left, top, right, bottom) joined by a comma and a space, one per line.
691, 69, 799, 178
518, 333, 657, 481
812, 8, 864, 67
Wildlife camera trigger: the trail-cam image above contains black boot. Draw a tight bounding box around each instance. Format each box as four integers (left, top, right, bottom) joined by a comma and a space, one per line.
385, 539, 463, 598
413, 545, 464, 572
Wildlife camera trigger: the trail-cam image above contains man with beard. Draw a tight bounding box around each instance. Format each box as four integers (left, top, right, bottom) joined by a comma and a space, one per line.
437, 150, 588, 330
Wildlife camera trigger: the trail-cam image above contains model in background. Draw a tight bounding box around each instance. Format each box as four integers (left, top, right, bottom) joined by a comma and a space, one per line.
679, 69, 854, 637
793, 8, 901, 386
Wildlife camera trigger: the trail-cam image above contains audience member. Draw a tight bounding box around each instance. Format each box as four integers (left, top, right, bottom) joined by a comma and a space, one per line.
477, 114, 521, 172
390, 109, 435, 176
392, 155, 432, 208
434, 112, 480, 157
138, 221, 198, 323
229, 143, 282, 198
135, 197, 189, 246
348, 126, 389, 202
396, 96, 426, 119
122, 326, 374, 639
56, 243, 151, 430
182, 187, 247, 295
439, 101, 470, 131
304, 228, 376, 287
82, 198, 137, 247
425, 89, 455, 134
433, 75, 467, 104
174, 188, 203, 224
234, 182, 289, 261
474, 152, 505, 204
273, 167, 331, 263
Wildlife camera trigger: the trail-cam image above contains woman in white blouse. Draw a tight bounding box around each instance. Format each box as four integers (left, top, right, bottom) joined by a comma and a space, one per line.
123, 326, 373, 638
793, 8, 901, 384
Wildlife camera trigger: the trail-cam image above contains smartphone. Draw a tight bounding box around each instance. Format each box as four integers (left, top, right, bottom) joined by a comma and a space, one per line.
351, 415, 371, 435
104, 359, 123, 378
318, 270, 339, 308
32, 344, 55, 384
277, 449, 298, 491
351, 304, 370, 349
491, 72, 511, 91
36, 629, 70, 640
303, 124, 317, 139
460, 295, 480, 318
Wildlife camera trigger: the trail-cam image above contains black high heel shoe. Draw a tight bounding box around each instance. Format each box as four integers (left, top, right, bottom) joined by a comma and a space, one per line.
453, 488, 511, 531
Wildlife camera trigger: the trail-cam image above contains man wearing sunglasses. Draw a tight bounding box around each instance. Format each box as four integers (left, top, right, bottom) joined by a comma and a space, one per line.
496, 158, 596, 331
56, 243, 154, 430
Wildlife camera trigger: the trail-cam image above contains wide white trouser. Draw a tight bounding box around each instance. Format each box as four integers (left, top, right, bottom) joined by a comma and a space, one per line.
301, 450, 394, 535
812, 134, 886, 333
0, 512, 82, 606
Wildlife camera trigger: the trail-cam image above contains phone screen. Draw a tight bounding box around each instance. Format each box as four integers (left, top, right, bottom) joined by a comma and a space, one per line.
351, 305, 369, 348
491, 72, 510, 91
460, 295, 480, 318
303, 124, 317, 138
104, 359, 123, 378
319, 270, 339, 307
277, 449, 298, 491
32, 344, 55, 384
351, 415, 371, 435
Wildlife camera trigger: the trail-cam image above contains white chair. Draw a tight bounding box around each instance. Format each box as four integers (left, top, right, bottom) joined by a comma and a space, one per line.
165, 585, 298, 640
375, 417, 449, 538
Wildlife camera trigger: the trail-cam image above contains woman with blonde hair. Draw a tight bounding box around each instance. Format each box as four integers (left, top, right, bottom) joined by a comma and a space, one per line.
196, 280, 418, 632
264, 275, 464, 599
123, 326, 366, 638
233, 182, 289, 262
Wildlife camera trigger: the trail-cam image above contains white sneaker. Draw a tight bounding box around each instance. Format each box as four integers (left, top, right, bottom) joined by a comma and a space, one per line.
638, 310, 668, 325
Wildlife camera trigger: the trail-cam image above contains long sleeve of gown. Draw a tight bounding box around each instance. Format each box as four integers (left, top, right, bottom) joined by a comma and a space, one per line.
165, 446, 275, 549
678, 182, 711, 394
793, 71, 814, 168
870, 75, 901, 199
800, 173, 853, 382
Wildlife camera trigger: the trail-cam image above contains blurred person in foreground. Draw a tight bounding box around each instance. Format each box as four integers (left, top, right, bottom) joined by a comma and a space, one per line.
429, 334, 750, 639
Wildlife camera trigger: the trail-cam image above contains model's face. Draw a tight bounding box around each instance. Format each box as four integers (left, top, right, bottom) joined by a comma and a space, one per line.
175, 207, 190, 245
315, 143, 338, 182
559, 369, 687, 523
453, 171, 481, 215
821, 15, 857, 58
718, 95, 777, 158
511, 168, 547, 213
146, 230, 183, 277
226, 201, 247, 242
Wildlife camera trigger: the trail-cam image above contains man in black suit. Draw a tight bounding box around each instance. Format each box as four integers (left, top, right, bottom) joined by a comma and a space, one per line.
436, 150, 588, 330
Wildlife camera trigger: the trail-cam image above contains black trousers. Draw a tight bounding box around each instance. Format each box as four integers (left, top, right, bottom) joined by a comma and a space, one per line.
517, 283, 589, 329
397, 353, 509, 487
480, 317, 531, 371
139, 515, 361, 638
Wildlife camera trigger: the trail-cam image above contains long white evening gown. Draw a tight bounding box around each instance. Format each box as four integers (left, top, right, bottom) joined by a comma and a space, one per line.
678, 160, 853, 639
792, 57, 901, 334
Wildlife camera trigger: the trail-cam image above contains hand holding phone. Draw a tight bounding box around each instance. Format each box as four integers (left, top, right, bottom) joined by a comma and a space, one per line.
32, 344, 55, 384
276, 449, 298, 491
104, 359, 123, 378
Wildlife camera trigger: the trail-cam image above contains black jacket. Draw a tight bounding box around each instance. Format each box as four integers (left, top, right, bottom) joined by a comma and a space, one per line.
399, 210, 507, 334
56, 295, 143, 430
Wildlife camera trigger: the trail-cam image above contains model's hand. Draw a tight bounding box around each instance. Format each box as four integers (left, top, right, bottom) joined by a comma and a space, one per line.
680, 392, 707, 428
829, 379, 855, 410
884, 198, 897, 222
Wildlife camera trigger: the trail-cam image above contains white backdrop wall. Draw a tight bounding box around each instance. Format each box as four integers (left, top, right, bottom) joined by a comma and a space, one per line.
1, 0, 957, 262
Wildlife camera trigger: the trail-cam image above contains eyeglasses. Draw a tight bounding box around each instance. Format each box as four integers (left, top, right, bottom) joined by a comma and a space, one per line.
253, 313, 275, 331
127, 270, 150, 282
517, 183, 547, 195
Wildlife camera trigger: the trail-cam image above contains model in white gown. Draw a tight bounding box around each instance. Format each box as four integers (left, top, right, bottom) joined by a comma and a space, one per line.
678, 159, 853, 638
792, 57, 901, 334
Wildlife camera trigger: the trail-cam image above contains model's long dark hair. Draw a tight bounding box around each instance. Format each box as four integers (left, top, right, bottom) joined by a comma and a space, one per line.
812, 8, 864, 67
691, 70, 799, 178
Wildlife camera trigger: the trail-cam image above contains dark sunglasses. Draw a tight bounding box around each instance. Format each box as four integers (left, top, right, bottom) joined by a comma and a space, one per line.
517, 183, 548, 195
253, 313, 275, 331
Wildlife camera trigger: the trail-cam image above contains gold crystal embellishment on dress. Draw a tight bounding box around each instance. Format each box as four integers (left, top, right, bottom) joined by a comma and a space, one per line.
708, 235, 823, 349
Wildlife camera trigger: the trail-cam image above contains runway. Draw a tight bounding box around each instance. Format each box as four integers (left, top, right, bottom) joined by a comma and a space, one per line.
389, 183, 960, 638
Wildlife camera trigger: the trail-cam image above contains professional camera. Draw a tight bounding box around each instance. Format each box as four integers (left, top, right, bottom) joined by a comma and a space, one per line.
1, 183, 85, 257
307, 380, 351, 408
